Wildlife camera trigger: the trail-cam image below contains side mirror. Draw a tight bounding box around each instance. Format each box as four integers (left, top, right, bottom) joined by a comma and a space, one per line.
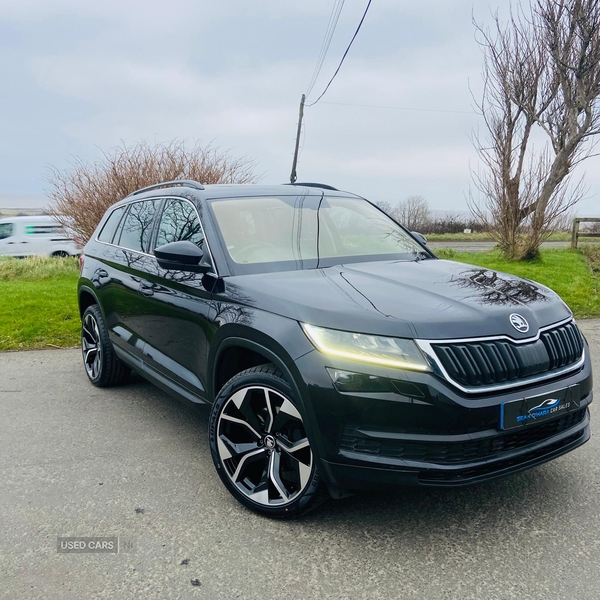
411, 231, 427, 246
154, 241, 211, 273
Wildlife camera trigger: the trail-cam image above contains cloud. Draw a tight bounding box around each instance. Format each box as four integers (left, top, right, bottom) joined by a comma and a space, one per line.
1, 0, 598, 215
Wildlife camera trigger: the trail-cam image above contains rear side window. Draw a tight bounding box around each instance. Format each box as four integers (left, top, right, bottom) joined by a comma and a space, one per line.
98, 207, 125, 243
155, 199, 204, 250
117, 200, 158, 253
0, 223, 13, 240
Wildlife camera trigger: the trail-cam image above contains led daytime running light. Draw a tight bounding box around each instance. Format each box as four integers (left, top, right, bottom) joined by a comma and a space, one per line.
302, 323, 430, 372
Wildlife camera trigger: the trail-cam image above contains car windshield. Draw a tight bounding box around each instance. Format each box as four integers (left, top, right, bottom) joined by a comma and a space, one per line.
209, 195, 427, 274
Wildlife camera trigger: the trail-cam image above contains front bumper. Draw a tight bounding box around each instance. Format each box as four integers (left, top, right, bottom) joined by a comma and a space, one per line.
294, 343, 593, 491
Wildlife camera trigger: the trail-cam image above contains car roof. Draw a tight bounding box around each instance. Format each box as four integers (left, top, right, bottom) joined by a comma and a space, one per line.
112, 183, 362, 207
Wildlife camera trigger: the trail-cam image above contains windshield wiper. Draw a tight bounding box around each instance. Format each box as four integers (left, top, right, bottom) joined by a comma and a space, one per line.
412, 250, 430, 262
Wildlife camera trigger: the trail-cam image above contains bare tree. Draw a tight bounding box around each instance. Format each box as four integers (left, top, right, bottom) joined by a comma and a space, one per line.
47, 141, 259, 242
375, 200, 394, 215
395, 195, 430, 231
469, 0, 600, 260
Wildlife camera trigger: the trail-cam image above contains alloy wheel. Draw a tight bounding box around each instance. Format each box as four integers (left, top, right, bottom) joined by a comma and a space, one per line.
82, 313, 102, 380
216, 385, 313, 507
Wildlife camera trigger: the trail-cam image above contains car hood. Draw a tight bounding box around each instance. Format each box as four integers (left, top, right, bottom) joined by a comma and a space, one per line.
224, 259, 571, 340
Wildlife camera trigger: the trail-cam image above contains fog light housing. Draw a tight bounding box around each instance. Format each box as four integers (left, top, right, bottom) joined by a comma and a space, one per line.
326, 368, 390, 393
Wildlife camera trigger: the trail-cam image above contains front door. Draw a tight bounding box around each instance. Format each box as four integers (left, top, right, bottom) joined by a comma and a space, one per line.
140, 197, 215, 400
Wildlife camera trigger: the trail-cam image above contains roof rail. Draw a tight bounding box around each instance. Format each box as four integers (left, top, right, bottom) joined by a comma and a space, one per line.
286, 182, 339, 191
127, 180, 205, 197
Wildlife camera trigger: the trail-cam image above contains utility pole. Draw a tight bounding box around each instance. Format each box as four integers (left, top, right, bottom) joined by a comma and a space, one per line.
289, 94, 306, 184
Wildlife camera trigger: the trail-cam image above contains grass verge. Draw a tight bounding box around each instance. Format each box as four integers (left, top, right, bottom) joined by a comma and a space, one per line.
0, 256, 80, 351
0, 250, 598, 351
580, 246, 600, 275
436, 248, 600, 318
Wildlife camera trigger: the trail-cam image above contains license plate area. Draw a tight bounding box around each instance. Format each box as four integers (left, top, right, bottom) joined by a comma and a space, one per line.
500, 385, 581, 431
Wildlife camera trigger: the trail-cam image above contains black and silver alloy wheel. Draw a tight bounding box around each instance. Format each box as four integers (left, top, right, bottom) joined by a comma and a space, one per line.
80, 304, 130, 387
210, 365, 323, 517
82, 312, 102, 380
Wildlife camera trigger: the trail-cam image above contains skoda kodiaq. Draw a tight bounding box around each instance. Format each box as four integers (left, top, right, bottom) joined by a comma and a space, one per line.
77, 180, 593, 517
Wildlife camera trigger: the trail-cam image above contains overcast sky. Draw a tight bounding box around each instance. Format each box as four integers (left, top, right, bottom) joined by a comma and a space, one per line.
1, 0, 599, 215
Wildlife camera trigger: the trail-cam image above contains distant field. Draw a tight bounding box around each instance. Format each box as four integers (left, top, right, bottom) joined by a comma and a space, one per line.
425, 232, 573, 242
0, 207, 45, 218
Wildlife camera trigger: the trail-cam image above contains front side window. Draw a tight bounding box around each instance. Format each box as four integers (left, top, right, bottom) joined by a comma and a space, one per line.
155, 199, 204, 250
98, 206, 125, 243
0, 223, 13, 240
117, 200, 158, 253
209, 195, 425, 274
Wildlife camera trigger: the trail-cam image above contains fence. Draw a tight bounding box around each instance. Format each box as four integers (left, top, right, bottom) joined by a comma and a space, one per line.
571, 217, 600, 249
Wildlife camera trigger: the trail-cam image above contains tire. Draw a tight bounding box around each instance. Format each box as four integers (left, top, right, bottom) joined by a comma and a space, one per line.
209, 364, 325, 518
81, 304, 130, 387
52, 251, 69, 257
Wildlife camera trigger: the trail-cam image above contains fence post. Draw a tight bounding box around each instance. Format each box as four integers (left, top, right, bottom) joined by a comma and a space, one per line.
571, 218, 580, 249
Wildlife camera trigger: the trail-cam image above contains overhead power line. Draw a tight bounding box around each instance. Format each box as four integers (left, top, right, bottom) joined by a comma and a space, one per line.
307, 0, 373, 107
305, 0, 346, 98
319, 101, 481, 115
290, 0, 373, 183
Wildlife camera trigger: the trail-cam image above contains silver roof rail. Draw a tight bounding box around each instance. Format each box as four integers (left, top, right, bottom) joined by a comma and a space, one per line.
127, 180, 205, 197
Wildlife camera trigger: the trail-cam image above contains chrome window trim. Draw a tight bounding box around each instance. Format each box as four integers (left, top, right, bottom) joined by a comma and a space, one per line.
94, 195, 218, 275
415, 317, 586, 394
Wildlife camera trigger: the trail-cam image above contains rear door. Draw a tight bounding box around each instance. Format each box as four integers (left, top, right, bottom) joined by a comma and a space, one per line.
95, 199, 161, 364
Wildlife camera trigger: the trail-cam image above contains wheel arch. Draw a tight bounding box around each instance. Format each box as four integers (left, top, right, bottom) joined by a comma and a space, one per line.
78, 285, 100, 318
211, 337, 305, 404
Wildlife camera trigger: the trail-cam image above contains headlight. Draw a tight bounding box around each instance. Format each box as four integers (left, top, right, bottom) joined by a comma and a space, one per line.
301, 323, 431, 372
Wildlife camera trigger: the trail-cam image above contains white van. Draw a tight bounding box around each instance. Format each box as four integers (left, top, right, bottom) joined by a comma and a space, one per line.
0, 215, 80, 257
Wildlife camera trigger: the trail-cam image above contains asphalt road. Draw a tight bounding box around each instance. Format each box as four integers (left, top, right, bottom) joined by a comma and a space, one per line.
1, 321, 599, 600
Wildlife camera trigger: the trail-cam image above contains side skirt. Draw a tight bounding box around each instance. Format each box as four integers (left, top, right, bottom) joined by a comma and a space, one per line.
113, 344, 208, 408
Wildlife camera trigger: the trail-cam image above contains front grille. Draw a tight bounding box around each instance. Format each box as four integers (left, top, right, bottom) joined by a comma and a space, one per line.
339, 408, 587, 465
432, 321, 584, 388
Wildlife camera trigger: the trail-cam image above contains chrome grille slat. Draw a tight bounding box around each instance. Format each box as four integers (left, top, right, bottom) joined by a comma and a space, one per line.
430, 321, 584, 390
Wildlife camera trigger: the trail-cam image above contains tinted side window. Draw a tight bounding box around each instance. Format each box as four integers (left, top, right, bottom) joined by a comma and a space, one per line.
0, 223, 13, 239
118, 200, 158, 253
98, 207, 125, 243
156, 200, 204, 250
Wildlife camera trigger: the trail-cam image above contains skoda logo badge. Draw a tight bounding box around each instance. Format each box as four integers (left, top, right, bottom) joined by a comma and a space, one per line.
509, 313, 529, 333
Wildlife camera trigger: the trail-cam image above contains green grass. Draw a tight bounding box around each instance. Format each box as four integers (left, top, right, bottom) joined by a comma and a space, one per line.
580, 246, 600, 275
0, 256, 80, 351
0, 249, 598, 351
436, 248, 600, 318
